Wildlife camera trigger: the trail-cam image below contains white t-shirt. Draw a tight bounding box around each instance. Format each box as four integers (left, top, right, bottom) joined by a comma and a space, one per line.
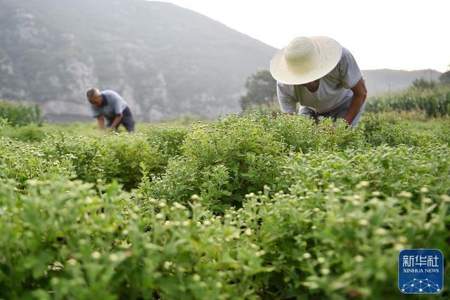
276, 48, 363, 114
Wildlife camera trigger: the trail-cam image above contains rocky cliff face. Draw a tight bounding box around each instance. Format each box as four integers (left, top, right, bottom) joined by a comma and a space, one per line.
0, 0, 276, 121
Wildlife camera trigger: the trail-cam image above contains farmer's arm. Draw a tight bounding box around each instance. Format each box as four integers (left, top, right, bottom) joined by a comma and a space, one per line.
344, 79, 367, 125
339, 48, 365, 125
109, 114, 123, 130
97, 115, 105, 129
108, 92, 125, 129
277, 82, 297, 115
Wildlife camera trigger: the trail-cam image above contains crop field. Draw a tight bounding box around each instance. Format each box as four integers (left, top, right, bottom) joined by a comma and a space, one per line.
0, 100, 449, 299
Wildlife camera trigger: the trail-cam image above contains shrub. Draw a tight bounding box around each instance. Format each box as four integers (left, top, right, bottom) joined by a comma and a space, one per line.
0, 100, 42, 126
239, 185, 450, 298
260, 113, 365, 152
366, 86, 450, 117
142, 116, 286, 211
273, 145, 450, 198
42, 133, 167, 190
1, 111, 449, 299
0, 124, 46, 142
0, 138, 74, 185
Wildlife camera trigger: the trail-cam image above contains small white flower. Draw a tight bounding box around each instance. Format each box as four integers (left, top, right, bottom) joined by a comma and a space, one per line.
244, 228, 252, 236
173, 202, 186, 210
353, 195, 362, 201
192, 274, 201, 282
303, 252, 312, 259
320, 268, 330, 275
441, 194, 450, 203
375, 228, 387, 236
155, 213, 164, 220
398, 236, 407, 243
163, 261, 173, 270
191, 194, 200, 201
91, 251, 101, 259
422, 197, 432, 204
67, 258, 77, 266
420, 187, 429, 193
317, 257, 325, 264
49, 261, 64, 271
354, 255, 364, 263
398, 191, 413, 198
394, 243, 405, 251
357, 181, 370, 188
109, 253, 119, 262
358, 219, 369, 226
250, 243, 259, 250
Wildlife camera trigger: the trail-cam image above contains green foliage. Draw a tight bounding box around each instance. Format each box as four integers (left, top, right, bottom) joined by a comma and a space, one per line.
0, 100, 42, 126
366, 86, 450, 117
0, 124, 46, 142
260, 114, 365, 152
240, 70, 277, 111
144, 116, 286, 211
0, 138, 75, 185
0, 113, 449, 299
439, 70, 450, 85
240, 184, 449, 299
411, 78, 437, 90
142, 126, 188, 158
42, 133, 168, 190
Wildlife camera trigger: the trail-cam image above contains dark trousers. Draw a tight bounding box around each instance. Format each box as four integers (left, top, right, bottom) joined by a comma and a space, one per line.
106, 107, 135, 132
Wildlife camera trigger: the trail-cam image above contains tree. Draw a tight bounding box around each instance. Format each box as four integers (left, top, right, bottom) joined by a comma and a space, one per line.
439, 66, 450, 84
240, 70, 277, 111
411, 78, 436, 90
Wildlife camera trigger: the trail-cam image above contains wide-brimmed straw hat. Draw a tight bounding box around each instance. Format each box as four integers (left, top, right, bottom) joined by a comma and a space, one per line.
270, 36, 343, 85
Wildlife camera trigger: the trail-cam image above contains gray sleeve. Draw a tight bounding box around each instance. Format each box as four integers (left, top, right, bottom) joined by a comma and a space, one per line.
276, 82, 298, 114
108, 91, 127, 115
338, 48, 363, 89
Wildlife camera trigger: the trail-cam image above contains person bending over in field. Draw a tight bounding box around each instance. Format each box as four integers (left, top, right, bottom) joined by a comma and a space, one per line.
86, 88, 135, 132
270, 36, 367, 127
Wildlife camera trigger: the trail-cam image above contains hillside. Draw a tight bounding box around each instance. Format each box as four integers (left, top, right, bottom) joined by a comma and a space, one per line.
0, 0, 276, 121
363, 69, 441, 96
0, 0, 443, 121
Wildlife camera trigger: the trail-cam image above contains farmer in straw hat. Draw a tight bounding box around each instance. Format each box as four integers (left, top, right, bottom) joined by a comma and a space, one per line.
270, 36, 367, 127
86, 88, 135, 132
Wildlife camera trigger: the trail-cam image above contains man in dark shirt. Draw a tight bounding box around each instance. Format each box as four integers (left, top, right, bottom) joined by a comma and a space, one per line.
86, 88, 135, 132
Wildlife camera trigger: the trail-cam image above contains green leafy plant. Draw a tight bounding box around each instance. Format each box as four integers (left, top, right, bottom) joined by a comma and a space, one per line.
0, 100, 42, 126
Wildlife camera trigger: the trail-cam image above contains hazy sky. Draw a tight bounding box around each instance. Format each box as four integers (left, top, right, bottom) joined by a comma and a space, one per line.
158, 0, 450, 72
